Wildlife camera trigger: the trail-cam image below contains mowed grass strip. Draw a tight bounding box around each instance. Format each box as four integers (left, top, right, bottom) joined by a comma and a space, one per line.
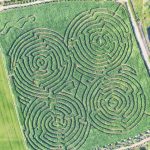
0, 52, 26, 150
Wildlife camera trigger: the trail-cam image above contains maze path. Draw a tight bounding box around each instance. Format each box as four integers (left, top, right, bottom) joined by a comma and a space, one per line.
64, 8, 132, 77
8, 28, 73, 100
0, 15, 36, 35
83, 65, 146, 134
23, 93, 90, 150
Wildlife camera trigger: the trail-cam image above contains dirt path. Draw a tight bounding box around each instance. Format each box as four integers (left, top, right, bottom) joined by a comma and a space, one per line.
126, 0, 150, 71
0, 0, 53, 12
116, 137, 150, 150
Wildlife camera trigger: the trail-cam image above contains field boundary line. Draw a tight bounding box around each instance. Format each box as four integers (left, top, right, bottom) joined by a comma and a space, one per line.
116, 137, 150, 150
0, 0, 55, 12
125, 0, 150, 75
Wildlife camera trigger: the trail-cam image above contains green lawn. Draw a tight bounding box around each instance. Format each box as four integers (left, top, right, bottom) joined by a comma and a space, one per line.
142, 1, 150, 40
0, 53, 26, 150
132, 0, 150, 47
132, 0, 143, 19
0, 1, 150, 150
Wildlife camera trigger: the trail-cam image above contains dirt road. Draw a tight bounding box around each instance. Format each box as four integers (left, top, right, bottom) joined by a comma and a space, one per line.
117, 0, 150, 69
126, 0, 150, 71
0, 0, 53, 12
116, 137, 150, 150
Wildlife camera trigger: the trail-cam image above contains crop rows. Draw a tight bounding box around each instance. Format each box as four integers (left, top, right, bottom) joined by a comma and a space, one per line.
23, 94, 90, 150
64, 8, 133, 77
7, 7, 146, 150
83, 65, 146, 134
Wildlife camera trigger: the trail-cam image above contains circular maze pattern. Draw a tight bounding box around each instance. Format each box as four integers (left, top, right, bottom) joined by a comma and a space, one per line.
6, 6, 147, 150
64, 8, 132, 76
8, 28, 73, 99
83, 66, 146, 134
23, 93, 90, 150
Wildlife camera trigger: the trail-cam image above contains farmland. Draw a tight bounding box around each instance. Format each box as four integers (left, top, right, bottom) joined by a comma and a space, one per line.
0, 52, 26, 150
0, 1, 150, 150
131, 0, 150, 47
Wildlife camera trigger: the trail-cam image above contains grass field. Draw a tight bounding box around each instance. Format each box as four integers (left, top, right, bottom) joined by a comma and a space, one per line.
132, 0, 143, 19
142, 1, 150, 40
132, 0, 150, 46
0, 1, 150, 150
0, 52, 26, 150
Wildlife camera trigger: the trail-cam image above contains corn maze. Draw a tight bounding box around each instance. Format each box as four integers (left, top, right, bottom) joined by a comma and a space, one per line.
1, 1, 149, 150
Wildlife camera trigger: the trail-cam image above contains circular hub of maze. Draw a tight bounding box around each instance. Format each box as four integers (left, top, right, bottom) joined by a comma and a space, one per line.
9, 28, 73, 99
65, 8, 132, 77
83, 65, 146, 134
23, 94, 90, 150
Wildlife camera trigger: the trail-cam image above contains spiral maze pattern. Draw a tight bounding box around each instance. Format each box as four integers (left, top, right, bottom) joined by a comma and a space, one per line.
64, 8, 133, 77
83, 65, 146, 134
7, 6, 147, 150
9, 28, 73, 100
23, 94, 90, 150
8, 28, 89, 150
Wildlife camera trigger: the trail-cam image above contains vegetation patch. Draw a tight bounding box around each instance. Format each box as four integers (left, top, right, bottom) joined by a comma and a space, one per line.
0, 53, 26, 150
